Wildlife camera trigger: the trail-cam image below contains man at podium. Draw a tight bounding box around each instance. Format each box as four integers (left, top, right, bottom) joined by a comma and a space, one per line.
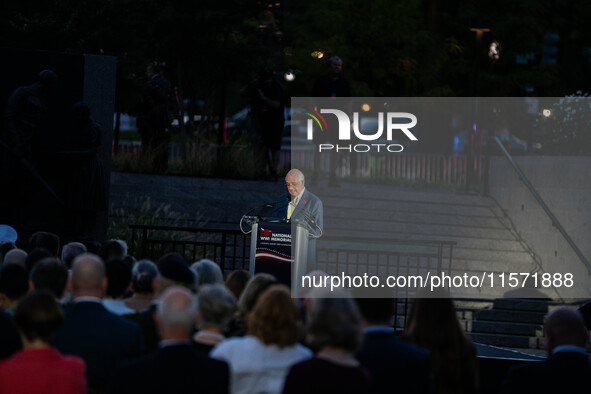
274, 169, 323, 266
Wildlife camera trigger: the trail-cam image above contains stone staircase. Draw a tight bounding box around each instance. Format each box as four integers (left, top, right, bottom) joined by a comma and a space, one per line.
312, 182, 568, 350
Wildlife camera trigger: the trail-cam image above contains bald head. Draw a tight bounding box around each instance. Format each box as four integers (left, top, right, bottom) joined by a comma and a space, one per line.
3, 249, 27, 266
545, 306, 589, 353
71, 254, 106, 297
286, 169, 304, 183
157, 286, 197, 330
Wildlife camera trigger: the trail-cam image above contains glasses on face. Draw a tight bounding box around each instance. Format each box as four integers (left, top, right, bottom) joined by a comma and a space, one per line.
285, 181, 300, 188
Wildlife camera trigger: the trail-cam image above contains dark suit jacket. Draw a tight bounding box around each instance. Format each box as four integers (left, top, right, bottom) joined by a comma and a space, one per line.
274, 189, 323, 267
124, 303, 160, 354
0, 309, 21, 360
356, 330, 432, 394
52, 301, 145, 390
110, 343, 229, 394
501, 350, 591, 394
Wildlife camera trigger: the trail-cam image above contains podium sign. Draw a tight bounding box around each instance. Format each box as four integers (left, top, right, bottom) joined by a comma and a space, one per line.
250, 222, 293, 286
248, 219, 311, 291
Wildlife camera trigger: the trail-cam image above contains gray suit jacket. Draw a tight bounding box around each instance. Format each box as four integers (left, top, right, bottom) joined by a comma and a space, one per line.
274, 189, 323, 266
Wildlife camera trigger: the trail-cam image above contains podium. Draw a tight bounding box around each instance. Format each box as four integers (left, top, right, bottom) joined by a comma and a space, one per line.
247, 218, 310, 292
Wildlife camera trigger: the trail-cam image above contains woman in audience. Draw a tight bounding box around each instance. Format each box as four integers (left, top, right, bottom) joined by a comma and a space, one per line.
227, 272, 278, 337
124, 259, 158, 312
282, 293, 371, 394
225, 269, 251, 300
211, 285, 312, 394
0, 290, 86, 394
193, 284, 236, 354
191, 259, 224, 291
404, 291, 478, 394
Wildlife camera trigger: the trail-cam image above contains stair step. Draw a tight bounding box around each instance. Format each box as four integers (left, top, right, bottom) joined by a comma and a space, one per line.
467, 320, 542, 336
475, 309, 546, 324
468, 333, 545, 349
492, 298, 552, 312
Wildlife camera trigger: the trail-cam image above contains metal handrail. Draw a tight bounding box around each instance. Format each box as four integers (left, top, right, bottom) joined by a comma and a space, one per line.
492, 136, 591, 274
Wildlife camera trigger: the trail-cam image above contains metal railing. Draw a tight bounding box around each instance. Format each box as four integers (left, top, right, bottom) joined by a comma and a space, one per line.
129, 223, 456, 275
492, 136, 591, 274
129, 224, 250, 272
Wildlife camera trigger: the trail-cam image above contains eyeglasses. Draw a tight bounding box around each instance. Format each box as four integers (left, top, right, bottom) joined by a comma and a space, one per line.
285, 181, 301, 187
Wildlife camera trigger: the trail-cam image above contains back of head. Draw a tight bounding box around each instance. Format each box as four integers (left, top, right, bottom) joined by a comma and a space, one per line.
28, 232, 60, 257
0, 242, 16, 264
355, 298, 394, 326
0, 263, 29, 302
157, 286, 197, 331
71, 254, 105, 297
3, 248, 27, 267
198, 284, 236, 328
237, 273, 278, 317
30, 257, 68, 298
131, 260, 158, 294
61, 242, 87, 269
545, 306, 589, 352
225, 269, 251, 300
306, 292, 363, 353
404, 290, 464, 349
105, 258, 132, 299
15, 290, 64, 344
157, 253, 196, 293
247, 285, 300, 347
98, 239, 128, 261
25, 248, 53, 273
191, 259, 224, 289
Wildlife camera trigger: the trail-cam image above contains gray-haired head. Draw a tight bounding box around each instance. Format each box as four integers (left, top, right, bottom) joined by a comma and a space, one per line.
132, 259, 158, 294
61, 242, 87, 269
306, 290, 363, 353
191, 259, 224, 289
197, 284, 236, 329
157, 286, 198, 329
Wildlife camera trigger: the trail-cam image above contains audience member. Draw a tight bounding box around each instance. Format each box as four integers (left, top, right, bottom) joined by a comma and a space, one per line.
0, 309, 22, 360
282, 294, 371, 394
111, 286, 229, 394
191, 258, 224, 291
2, 248, 27, 266
212, 285, 312, 394
404, 293, 478, 394
103, 258, 134, 315
0, 241, 16, 264
52, 254, 144, 392
224, 269, 251, 300
28, 231, 60, 257
501, 306, 591, 394
125, 253, 195, 353
355, 297, 432, 394
228, 273, 278, 336
0, 291, 86, 394
60, 242, 87, 269
25, 247, 53, 273
0, 263, 29, 314
193, 284, 237, 353
124, 259, 158, 312
98, 239, 128, 262
29, 257, 68, 300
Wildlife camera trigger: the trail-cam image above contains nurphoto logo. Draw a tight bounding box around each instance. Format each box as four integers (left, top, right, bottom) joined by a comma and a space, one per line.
305, 108, 418, 153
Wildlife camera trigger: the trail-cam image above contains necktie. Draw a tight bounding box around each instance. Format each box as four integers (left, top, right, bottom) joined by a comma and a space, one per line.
287, 197, 297, 220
